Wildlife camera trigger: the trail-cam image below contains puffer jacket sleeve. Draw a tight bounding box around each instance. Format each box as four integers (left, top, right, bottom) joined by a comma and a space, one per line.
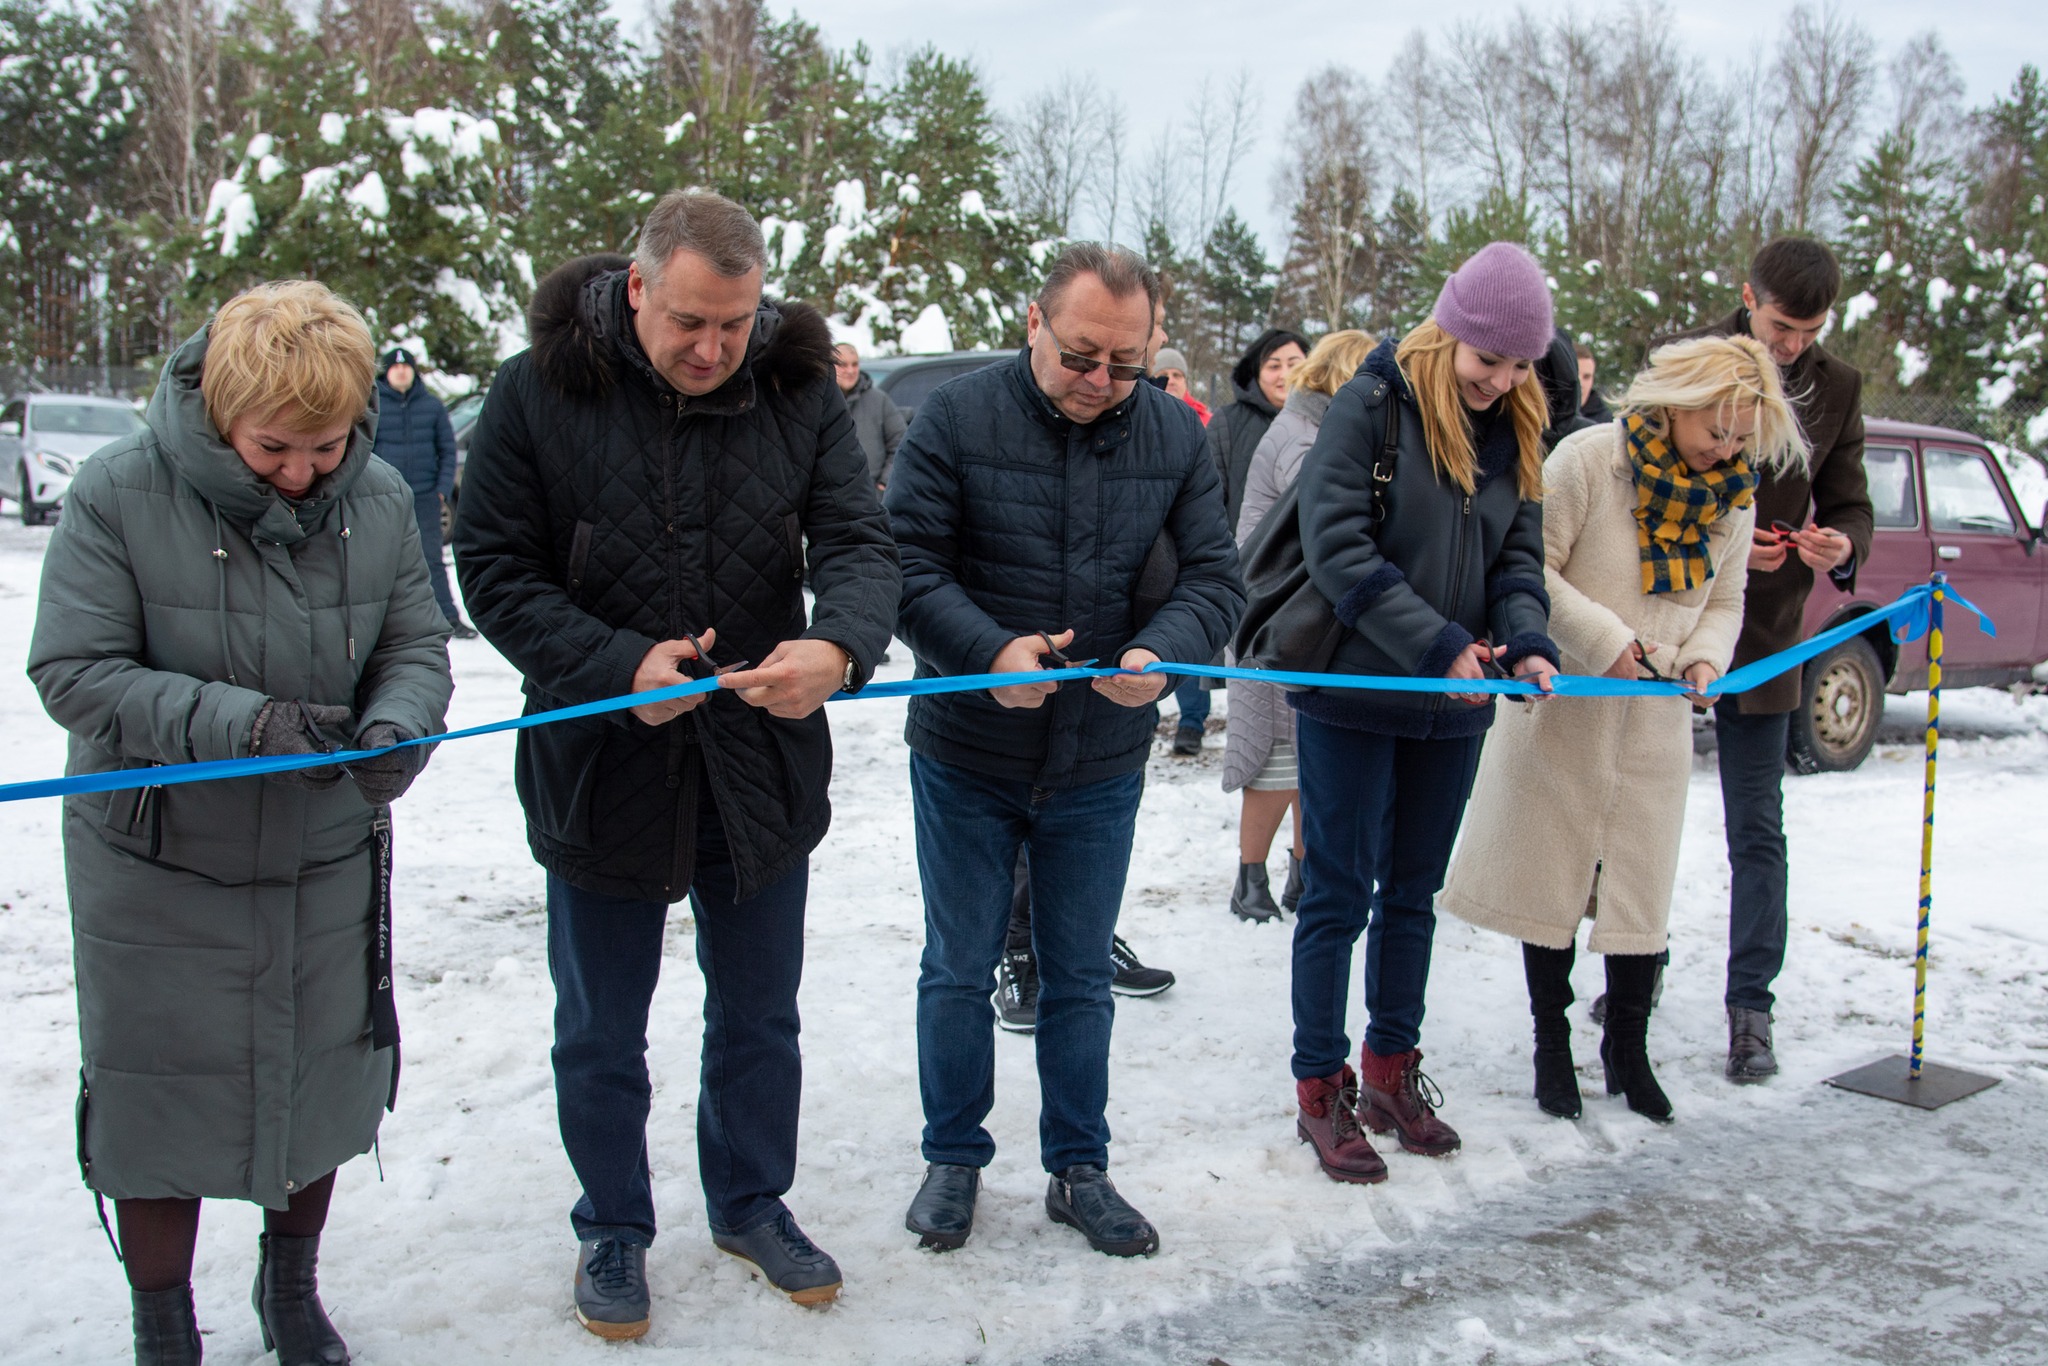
433, 394, 458, 497
1488, 496, 1560, 670
1236, 410, 1304, 544
354, 478, 455, 743
796, 380, 900, 687
452, 363, 658, 709
1298, 382, 1466, 677
887, 388, 1021, 678
1124, 410, 1244, 665
27, 459, 269, 764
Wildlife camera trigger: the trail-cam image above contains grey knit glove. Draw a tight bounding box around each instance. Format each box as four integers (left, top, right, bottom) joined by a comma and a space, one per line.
349, 722, 425, 805
249, 700, 356, 789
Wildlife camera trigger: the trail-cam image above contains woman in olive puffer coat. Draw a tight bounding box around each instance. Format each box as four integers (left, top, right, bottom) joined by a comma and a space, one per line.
28, 282, 453, 1366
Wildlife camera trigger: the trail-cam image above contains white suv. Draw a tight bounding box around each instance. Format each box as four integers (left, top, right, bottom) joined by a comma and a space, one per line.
0, 394, 145, 525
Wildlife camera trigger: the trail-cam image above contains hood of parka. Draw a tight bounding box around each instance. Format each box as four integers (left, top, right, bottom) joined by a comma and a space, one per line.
147, 323, 379, 545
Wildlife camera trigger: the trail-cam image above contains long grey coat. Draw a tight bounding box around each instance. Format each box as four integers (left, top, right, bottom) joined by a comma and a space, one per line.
1221, 389, 1328, 793
28, 325, 453, 1208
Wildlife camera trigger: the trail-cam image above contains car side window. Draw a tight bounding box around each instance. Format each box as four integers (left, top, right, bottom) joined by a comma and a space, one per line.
1863, 446, 1918, 529
881, 366, 951, 417
1924, 447, 2016, 535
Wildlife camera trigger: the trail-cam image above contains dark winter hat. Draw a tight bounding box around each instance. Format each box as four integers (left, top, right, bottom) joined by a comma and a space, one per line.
1432, 243, 1554, 361
379, 346, 418, 370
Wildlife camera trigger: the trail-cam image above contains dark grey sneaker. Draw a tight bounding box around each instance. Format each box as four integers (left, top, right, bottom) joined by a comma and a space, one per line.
713, 1208, 842, 1306
905, 1162, 981, 1251
1046, 1165, 1159, 1257
995, 945, 1038, 1033
1171, 727, 1203, 757
1109, 936, 1175, 996
573, 1237, 650, 1340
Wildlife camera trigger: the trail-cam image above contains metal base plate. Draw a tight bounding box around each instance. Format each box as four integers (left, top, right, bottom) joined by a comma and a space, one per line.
1825, 1055, 2000, 1110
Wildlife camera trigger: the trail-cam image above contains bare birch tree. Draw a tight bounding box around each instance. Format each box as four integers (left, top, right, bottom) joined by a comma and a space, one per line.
1777, 0, 1875, 231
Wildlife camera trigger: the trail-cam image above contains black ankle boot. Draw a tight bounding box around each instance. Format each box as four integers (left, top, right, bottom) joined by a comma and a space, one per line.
1522, 941, 1581, 1119
1229, 861, 1282, 922
252, 1232, 350, 1365
1281, 851, 1304, 914
1600, 954, 1673, 1123
132, 1283, 202, 1365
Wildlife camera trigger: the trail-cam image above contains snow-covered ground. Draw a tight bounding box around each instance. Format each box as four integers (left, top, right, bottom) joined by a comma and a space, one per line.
2, 519, 2044, 1364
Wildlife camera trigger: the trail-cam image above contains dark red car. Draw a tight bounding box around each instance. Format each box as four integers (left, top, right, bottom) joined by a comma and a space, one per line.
1789, 418, 2048, 771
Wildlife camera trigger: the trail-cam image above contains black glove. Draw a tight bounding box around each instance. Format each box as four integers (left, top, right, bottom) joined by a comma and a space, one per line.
349, 721, 425, 805
249, 700, 355, 789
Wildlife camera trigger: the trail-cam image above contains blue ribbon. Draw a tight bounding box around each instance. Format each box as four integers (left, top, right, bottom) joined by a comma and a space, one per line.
1, 583, 1992, 805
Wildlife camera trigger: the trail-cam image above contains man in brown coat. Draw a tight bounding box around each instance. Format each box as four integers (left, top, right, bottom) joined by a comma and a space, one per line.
1675, 236, 1874, 1082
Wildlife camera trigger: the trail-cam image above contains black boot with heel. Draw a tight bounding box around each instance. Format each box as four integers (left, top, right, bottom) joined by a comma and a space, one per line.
1600, 953, 1673, 1123
252, 1232, 350, 1365
1522, 941, 1581, 1119
132, 1284, 203, 1365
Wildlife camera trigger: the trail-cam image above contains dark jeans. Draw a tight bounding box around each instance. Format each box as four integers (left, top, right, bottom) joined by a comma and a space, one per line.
1714, 698, 1791, 1012
1291, 712, 1482, 1075
1172, 677, 1210, 733
413, 491, 459, 623
910, 754, 1142, 1173
546, 808, 808, 1243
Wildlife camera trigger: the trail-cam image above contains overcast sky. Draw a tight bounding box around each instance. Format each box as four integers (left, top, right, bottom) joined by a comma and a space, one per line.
626, 0, 2043, 252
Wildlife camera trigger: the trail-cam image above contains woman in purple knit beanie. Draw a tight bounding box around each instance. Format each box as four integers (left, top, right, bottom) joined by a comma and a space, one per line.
1283, 241, 1561, 1186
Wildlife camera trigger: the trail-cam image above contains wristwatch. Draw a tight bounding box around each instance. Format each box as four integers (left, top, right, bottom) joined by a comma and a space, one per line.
840, 647, 859, 691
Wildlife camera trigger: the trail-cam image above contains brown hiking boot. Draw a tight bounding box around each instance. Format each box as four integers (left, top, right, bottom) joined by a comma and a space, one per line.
1295, 1067, 1388, 1184
1358, 1047, 1461, 1156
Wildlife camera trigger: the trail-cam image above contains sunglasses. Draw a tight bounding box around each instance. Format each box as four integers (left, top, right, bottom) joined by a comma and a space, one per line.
1042, 322, 1148, 383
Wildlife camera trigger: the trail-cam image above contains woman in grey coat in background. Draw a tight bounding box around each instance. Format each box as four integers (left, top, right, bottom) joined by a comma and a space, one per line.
1222, 330, 1375, 922
28, 282, 453, 1366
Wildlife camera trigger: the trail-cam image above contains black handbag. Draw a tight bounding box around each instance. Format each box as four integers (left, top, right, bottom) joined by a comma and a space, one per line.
1232, 378, 1398, 676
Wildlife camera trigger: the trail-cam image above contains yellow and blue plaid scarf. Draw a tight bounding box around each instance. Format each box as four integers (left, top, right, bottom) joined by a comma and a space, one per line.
1627, 412, 1757, 595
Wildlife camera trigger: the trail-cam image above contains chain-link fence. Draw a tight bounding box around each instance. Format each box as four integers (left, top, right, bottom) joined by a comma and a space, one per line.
1860, 391, 2046, 452
0, 364, 159, 402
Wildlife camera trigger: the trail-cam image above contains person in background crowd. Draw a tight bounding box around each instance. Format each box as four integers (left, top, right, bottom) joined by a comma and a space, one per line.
887, 242, 1241, 1257
1577, 340, 1614, 424
1151, 347, 1211, 426
374, 345, 479, 638
1223, 327, 1376, 923
1669, 236, 1873, 1082
29, 280, 454, 1366
453, 191, 899, 1334
834, 342, 907, 491
1442, 335, 1807, 1126
1172, 327, 1307, 757
1286, 243, 1560, 1185
1535, 328, 1596, 449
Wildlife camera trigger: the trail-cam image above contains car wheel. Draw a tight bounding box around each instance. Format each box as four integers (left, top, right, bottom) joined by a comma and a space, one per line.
1787, 633, 1885, 774
17, 463, 41, 526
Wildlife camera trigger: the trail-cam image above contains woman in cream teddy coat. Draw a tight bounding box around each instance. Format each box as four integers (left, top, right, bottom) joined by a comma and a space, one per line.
1442, 334, 1807, 1126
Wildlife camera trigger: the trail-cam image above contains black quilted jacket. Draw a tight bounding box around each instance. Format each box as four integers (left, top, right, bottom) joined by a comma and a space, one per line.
885, 348, 1244, 788
453, 255, 899, 901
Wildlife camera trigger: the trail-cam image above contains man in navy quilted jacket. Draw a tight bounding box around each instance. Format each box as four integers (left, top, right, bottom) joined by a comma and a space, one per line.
372, 347, 478, 637
885, 242, 1243, 1258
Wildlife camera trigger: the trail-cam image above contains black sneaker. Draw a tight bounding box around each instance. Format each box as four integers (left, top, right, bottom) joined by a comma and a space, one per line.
573, 1237, 650, 1340
1171, 727, 1203, 757
1110, 936, 1174, 996
995, 946, 1038, 1033
712, 1207, 842, 1306
1045, 1165, 1159, 1257
448, 618, 480, 640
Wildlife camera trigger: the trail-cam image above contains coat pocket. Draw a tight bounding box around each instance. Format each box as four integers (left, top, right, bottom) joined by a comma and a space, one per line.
565, 519, 595, 603
781, 512, 804, 584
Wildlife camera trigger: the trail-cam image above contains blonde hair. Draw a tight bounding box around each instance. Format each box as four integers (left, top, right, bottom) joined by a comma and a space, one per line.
1619, 335, 1810, 476
1288, 329, 1378, 398
201, 281, 376, 436
1393, 319, 1546, 498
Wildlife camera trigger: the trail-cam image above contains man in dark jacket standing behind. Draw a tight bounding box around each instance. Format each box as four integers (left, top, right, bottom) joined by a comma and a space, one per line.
374, 347, 478, 636
833, 342, 906, 489
886, 243, 1243, 1258
1673, 236, 1873, 1083
453, 190, 898, 1335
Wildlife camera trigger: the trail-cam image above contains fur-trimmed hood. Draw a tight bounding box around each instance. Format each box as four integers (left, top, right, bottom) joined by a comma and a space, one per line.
527, 252, 835, 412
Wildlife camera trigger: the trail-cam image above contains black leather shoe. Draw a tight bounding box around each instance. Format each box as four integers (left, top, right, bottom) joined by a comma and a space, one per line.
1281, 852, 1304, 914
251, 1232, 349, 1364
132, 1283, 203, 1365
1045, 1165, 1159, 1257
905, 1163, 981, 1250
1171, 727, 1203, 757
447, 618, 480, 640
572, 1237, 650, 1340
1230, 861, 1282, 923
1726, 1005, 1778, 1082
713, 1208, 842, 1306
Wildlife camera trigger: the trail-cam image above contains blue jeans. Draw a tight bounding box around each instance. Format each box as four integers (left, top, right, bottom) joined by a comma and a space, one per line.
1172, 677, 1210, 732
910, 754, 1142, 1173
1715, 699, 1791, 1011
413, 492, 459, 622
1291, 712, 1482, 1075
546, 808, 808, 1243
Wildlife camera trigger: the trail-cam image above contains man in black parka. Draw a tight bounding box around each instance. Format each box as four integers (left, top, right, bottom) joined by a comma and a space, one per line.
453, 191, 898, 1333
886, 243, 1243, 1259
373, 346, 478, 636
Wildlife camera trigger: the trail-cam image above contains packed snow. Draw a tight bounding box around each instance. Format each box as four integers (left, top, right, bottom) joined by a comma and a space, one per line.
0, 522, 2043, 1363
